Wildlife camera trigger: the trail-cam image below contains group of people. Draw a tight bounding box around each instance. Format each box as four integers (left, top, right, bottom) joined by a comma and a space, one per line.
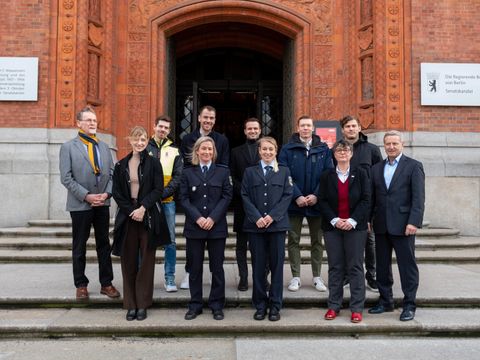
59, 105, 425, 324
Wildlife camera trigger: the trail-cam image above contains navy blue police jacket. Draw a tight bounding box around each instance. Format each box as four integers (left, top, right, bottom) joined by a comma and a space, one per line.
179, 163, 232, 239
241, 163, 293, 233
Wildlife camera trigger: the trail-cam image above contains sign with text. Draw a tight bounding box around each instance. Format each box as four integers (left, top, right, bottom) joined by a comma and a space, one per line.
0, 57, 39, 101
421, 63, 480, 106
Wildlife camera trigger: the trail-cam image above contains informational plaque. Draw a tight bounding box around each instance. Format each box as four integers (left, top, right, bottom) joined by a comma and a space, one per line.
421, 63, 480, 106
0, 57, 39, 101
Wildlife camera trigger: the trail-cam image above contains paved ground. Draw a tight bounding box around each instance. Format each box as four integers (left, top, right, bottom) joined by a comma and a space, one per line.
1, 337, 480, 360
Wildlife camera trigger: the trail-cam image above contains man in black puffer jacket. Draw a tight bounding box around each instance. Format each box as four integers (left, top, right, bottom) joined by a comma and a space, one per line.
340, 115, 382, 291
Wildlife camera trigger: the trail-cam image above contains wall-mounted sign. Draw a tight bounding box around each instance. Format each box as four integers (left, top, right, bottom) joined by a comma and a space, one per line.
421, 63, 480, 106
314, 120, 341, 149
0, 57, 39, 101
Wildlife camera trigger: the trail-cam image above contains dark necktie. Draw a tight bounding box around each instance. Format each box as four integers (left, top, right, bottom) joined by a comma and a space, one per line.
202, 165, 208, 176
264, 165, 272, 176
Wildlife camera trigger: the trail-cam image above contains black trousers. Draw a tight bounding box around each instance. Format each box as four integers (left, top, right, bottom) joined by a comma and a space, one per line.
375, 233, 419, 310
70, 206, 114, 288
186, 237, 226, 312
236, 231, 249, 279
324, 230, 367, 313
248, 231, 285, 312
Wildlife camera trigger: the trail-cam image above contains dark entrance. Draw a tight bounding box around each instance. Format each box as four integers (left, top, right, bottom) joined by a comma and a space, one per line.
175, 48, 283, 149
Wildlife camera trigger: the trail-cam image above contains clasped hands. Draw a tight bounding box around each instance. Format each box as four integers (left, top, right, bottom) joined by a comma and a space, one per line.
85, 193, 109, 207
335, 218, 353, 231
256, 215, 274, 229
196, 217, 215, 230
295, 194, 317, 207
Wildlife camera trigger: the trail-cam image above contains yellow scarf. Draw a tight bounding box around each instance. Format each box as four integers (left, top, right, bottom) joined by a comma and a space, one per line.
78, 130, 101, 175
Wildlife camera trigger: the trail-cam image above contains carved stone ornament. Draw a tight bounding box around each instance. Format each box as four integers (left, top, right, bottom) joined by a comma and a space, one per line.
389, 115, 401, 124
88, 23, 103, 48
388, 5, 399, 15
358, 107, 374, 129
389, 93, 400, 102
359, 26, 373, 51
389, 71, 400, 80
61, 66, 73, 76
388, 48, 400, 58
388, 26, 399, 36
63, 21, 74, 32
63, 0, 74, 10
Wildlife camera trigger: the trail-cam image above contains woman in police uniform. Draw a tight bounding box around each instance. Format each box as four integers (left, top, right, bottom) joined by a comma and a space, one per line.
241, 137, 293, 321
179, 136, 232, 321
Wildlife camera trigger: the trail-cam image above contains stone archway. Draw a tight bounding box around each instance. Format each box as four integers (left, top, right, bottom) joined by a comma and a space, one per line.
115, 0, 314, 154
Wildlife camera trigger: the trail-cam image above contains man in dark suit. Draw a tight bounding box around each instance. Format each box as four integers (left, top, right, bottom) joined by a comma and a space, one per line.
230, 117, 261, 291
59, 106, 120, 300
368, 130, 425, 321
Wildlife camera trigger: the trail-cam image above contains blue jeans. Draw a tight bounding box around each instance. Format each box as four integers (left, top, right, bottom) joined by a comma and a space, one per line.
163, 202, 176, 282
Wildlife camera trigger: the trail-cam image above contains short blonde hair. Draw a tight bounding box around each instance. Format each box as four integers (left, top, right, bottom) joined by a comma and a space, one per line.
129, 126, 148, 139
190, 136, 217, 165
258, 136, 278, 151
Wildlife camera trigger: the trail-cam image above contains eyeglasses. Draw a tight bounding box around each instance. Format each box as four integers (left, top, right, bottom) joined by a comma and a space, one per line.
334, 148, 351, 153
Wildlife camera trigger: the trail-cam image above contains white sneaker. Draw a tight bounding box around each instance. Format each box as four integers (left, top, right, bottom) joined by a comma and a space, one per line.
164, 283, 178, 293
288, 277, 301, 292
180, 273, 189, 290
164, 279, 178, 293
313, 277, 327, 292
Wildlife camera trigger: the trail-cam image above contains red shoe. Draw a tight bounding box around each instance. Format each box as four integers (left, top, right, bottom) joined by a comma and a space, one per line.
324, 309, 338, 320
351, 312, 362, 323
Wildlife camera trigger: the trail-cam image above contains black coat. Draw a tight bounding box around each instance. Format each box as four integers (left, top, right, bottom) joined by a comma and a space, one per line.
180, 129, 230, 167
371, 155, 425, 236
111, 150, 170, 256
241, 164, 293, 233
335, 132, 382, 178
230, 140, 261, 231
318, 167, 371, 231
179, 164, 232, 239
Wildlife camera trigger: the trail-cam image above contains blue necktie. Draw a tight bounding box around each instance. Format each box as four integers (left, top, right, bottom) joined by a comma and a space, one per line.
264, 165, 272, 176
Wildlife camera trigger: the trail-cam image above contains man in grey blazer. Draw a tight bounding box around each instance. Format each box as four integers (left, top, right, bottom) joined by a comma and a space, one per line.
368, 130, 425, 321
59, 106, 119, 300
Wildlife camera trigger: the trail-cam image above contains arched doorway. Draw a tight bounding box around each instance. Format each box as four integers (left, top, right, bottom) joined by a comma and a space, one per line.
175, 47, 283, 148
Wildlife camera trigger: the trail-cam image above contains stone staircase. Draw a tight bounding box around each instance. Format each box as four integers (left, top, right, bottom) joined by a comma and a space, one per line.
1, 215, 480, 339
0, 215, 478, 264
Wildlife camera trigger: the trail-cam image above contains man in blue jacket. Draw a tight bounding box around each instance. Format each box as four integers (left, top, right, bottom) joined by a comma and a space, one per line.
279, 116, 333, 292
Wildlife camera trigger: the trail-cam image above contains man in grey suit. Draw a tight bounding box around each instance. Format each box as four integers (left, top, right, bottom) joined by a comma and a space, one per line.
368, 130, 425, 321
59, 106, 120, 300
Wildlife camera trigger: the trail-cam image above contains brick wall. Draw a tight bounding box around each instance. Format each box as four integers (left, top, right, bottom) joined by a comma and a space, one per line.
0, 0, 51, 128
411, 0, 480, 132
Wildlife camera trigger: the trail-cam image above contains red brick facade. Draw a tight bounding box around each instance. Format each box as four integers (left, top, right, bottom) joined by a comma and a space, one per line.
1, 0, 479, 151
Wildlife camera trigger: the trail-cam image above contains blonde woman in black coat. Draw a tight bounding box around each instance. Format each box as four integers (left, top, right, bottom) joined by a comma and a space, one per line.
112, 126, 170, 321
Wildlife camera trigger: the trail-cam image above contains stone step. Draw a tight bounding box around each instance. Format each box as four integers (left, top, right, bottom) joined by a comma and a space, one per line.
1, 308, 480, 338
0, 246, 478, 264
15, 219, 457, 239
0, 235, 477, 251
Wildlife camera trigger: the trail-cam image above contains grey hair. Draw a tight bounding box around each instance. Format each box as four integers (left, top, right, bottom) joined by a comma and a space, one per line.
383, 130, 403, 142
76, 106, 96, 121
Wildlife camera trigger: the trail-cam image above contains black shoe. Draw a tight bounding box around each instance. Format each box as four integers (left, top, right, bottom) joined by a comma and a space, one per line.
136, 308, 147, 321
237, 277, 248, 291
126, 309, 136, 321
268, 308, 281, 322
253, 309, 266, 321
212, 309, 224, 320
366, 278, 379, 292
368, 303, 394, 314
184, 309, 202, 320
400, 308, 415, 321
